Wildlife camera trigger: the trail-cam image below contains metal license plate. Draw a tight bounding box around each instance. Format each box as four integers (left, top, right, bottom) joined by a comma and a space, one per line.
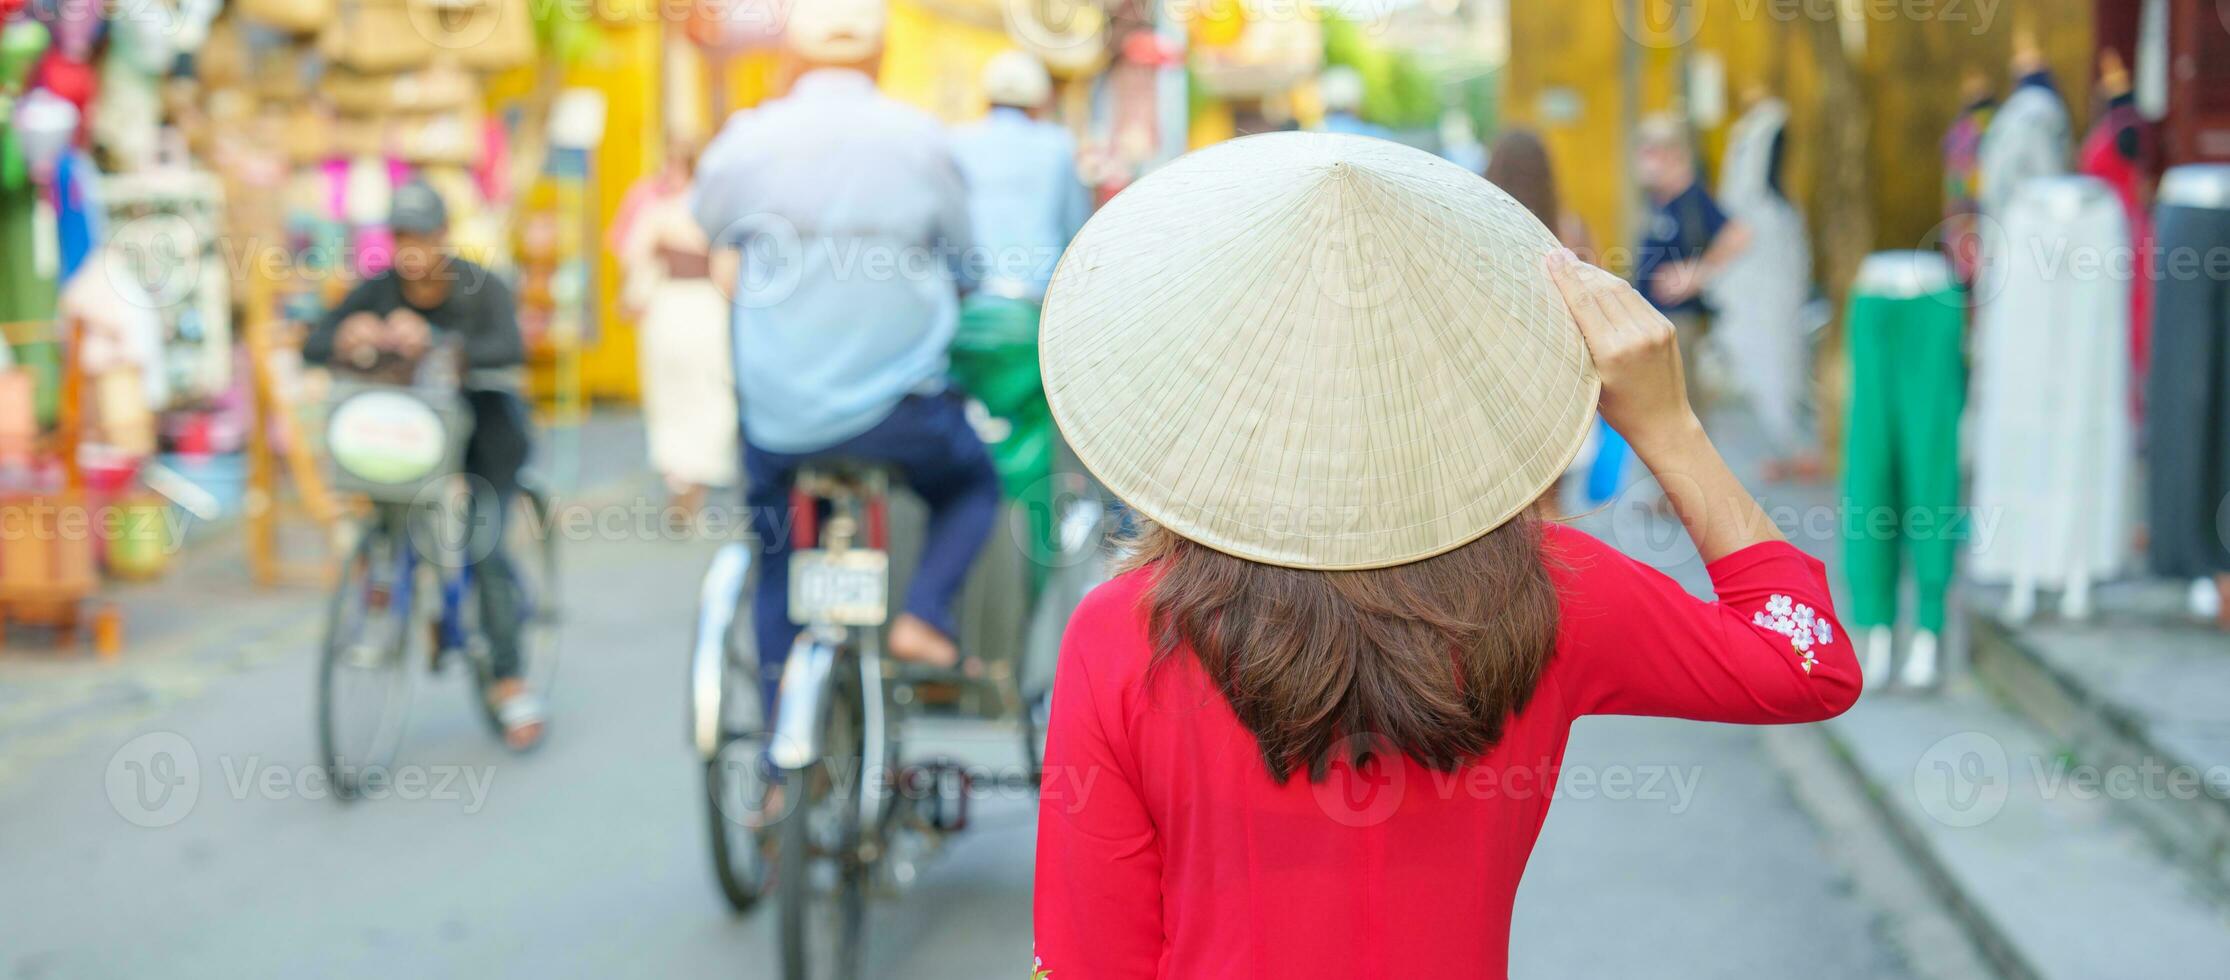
788, 549, 890, 626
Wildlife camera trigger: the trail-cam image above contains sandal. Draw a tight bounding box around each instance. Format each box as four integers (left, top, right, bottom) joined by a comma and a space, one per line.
492, 690, 548, 752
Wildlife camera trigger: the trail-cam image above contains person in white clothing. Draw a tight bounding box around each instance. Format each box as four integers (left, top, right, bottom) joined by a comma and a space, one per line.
615, 134, 738, 518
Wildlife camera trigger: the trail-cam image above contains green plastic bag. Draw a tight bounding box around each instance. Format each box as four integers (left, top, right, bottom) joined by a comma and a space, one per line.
949, 295, 1057, 592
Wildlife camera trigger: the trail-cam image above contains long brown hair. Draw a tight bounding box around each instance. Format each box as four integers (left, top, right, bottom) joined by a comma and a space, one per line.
1124, 520, 1560, 783
1484, 129, 1561, 234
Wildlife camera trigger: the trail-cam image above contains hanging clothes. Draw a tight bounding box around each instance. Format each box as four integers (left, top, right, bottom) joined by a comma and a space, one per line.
1844, 252, 1965, 634
59, 243, 170, 412
1970, 176, 2134, 598
50, 148, 100, 284
1704, 97, 1811, 457
1940, 94, 1995, 285
2078, 91, 2157, 419
0, 177, 54, 324
2146, 164, 2230, 579
1976, 72, 2071, 222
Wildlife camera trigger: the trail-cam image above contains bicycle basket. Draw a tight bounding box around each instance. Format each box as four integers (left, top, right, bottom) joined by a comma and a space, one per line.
323, 382, 474, 503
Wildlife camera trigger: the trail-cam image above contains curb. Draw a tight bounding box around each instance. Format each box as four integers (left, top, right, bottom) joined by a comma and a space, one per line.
1811, 710, 2035, 980
1968, 606, 2230, 899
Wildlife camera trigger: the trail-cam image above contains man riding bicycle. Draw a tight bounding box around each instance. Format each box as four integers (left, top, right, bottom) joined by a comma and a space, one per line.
692, 0, 1002, 715
303, 180, 546, 752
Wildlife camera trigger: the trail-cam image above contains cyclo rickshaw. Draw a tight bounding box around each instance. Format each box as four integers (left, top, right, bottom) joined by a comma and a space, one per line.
685, 309, 1112, 980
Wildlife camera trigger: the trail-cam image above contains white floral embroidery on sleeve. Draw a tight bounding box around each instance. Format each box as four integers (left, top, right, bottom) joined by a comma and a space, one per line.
1752, 594, 1832, 674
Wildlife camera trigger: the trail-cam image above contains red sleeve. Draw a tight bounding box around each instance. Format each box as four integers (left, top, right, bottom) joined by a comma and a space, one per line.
1033, 583, 1164, 979
1545, 525, 1862, 722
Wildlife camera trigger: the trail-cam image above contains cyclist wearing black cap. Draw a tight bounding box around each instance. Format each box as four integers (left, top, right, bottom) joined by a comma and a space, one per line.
303, 179, 546, 751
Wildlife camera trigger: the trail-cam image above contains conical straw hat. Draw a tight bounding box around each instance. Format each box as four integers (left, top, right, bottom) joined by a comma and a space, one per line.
1040, 132, 1600, 570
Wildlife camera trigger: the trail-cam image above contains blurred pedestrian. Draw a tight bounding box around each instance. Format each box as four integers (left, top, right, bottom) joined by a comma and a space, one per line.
1315, 65, 1393, 141
1631, 114, 1748, 405
613, 133, 737, 520
1030, 134, 1860, 979
948, 49, 1088, 582
1438, 108, 1486, 174
693, 0, 1000, 696
1484, 128, 1593, 256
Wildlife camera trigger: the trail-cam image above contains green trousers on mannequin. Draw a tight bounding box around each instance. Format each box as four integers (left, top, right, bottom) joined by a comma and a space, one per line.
1842, 287, 1966, 632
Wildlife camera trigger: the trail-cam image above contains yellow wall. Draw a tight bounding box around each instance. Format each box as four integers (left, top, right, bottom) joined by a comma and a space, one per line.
1860, 0, 2093, 249
1500, 1, 1642, 269
880, 0, 1016, 121
567, 21, 663, 403
1503, 0, 2094, 270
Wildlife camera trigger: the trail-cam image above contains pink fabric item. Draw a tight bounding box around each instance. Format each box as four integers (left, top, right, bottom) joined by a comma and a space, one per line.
355, 225, 395, 277
2079, 100, 2156, 421
30, 50, 94, 113
321, 157, 351, 221
476, 118, 509, 203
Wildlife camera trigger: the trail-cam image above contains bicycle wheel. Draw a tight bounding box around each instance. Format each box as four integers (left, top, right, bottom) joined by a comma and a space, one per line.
707, 617, 773, 912
468, 486, 562, 735
777, 643, 869, 980
318, 523, 419, 800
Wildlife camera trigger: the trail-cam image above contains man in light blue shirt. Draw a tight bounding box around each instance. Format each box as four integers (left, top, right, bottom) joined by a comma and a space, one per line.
948, 50, 1090, 302
694, 0, 1001, 681
945, 49, 1090, 585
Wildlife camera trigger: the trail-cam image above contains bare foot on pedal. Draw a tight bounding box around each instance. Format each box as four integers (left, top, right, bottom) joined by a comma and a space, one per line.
889, 614, 977, 676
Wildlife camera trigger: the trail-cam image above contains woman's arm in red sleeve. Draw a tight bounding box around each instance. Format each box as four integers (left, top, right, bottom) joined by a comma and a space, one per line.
1548, 525, 1863, 723
1541, 254, 1858, 720
1033, 589, 1164, 979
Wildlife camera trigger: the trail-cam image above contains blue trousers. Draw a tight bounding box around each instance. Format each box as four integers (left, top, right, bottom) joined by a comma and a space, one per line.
744, 393, 1001, 713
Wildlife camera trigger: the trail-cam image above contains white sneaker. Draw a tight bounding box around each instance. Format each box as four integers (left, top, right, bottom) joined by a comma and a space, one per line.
1900, 631, 1940, 690
1862, 626, 1894, 691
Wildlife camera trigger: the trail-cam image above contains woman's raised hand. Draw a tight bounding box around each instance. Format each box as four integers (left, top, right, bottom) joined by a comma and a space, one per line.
1545, 248, 1698, 453
1544, 248, 1782, 561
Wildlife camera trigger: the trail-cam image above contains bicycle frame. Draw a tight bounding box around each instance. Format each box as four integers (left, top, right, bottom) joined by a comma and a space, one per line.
771, 626, 895, 837
361, 499, 482, 657
773, 471, 899, 843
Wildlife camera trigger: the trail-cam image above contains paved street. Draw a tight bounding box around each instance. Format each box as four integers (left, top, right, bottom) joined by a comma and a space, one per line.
2, 416, 1924, 979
